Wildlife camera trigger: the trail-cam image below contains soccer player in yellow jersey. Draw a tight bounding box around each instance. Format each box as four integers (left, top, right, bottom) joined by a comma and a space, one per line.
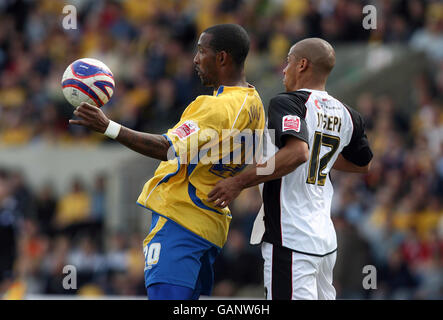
70, 24, 265, 299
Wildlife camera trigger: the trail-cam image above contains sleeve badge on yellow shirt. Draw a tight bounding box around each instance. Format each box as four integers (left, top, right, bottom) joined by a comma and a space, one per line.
172, 120, 200, 140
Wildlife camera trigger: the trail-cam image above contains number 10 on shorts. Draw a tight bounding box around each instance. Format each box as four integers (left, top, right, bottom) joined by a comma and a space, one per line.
144, 242, 161, 270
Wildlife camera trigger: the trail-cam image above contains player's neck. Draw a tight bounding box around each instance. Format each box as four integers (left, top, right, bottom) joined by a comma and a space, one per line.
215, 70, 248, 88
292, 82, 326, 92
292, 76, 327, 92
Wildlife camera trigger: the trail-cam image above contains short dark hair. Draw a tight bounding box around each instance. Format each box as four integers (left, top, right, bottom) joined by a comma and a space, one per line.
203, 24, 250, 67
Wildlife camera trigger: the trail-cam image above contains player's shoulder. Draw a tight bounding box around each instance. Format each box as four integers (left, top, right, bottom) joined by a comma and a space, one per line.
338, 102, 367, 135
270, 91, 311, 106
269, 91, 311, 115
182, 95, 221, 118
190, 94, 226, 113
341, 101, 364, 123
286, 90, 312, 101
195, 92, 236, 108
193, 94, 217, 104
186, 94, 232, 125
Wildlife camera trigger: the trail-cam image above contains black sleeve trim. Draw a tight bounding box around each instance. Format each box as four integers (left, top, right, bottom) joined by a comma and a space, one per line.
341, 105, 373, 166
280, 131, 309, 146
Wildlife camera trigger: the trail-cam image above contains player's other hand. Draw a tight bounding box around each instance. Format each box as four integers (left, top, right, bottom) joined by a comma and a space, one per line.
69, 102, 110, 134
208, 177, 242, 208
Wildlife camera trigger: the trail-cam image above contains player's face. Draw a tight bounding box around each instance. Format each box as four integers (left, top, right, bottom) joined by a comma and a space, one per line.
283, 51, 299, 92
194, 33, 218, 87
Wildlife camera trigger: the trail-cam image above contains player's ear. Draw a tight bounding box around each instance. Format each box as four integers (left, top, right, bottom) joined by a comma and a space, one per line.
217, 51, 228, 67
299, 58, 309, 72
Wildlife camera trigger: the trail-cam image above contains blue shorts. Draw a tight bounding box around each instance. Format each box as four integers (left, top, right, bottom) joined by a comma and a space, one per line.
143, 211, 220, 297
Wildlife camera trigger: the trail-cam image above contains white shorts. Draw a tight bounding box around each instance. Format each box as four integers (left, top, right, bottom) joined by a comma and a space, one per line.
262, 242, 337, 300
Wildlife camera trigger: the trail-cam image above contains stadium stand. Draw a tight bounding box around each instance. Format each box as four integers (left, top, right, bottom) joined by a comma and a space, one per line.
0, 0, 442, 299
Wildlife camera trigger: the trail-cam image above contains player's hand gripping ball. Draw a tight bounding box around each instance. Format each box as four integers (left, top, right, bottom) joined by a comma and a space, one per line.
61, 58, 115, 107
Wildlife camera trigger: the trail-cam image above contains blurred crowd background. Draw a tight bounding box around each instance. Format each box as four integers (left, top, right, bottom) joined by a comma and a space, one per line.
0, 0, 442, 299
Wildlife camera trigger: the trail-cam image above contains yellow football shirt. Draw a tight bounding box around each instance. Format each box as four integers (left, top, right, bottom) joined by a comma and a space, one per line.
137, 85, 265, 248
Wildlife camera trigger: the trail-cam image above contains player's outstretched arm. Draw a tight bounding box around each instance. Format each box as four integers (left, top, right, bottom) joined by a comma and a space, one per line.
115, 127, 170, 161
69, 102, 170, 161
208, 136, 309, 208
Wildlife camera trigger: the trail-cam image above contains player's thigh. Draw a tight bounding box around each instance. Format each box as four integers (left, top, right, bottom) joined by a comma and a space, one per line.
291, 251, 320, 300
316, 251, 337, 300
192, 245, 220, 299
262, 242, 318, 300
143, 213, 214, 293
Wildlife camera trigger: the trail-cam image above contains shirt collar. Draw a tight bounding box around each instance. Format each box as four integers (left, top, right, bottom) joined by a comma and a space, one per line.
213, 84, 255, 96
297, 88, 328, 94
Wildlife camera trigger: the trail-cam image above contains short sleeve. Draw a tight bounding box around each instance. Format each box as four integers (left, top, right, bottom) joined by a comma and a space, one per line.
267, 94, 309, 148
341, 107, 373, 166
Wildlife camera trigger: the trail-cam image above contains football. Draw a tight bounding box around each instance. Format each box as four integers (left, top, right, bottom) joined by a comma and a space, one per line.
61, 58, 115, 108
